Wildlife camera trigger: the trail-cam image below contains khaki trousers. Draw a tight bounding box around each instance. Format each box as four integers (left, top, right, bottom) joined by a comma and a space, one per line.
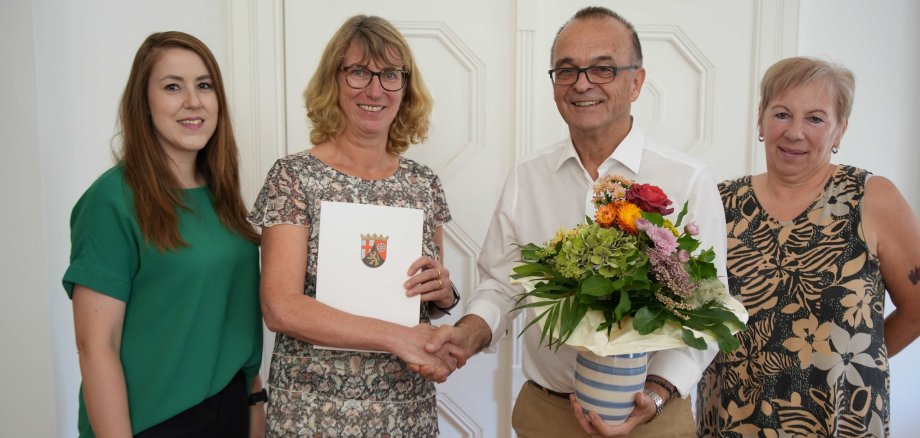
512, 381, 696, 438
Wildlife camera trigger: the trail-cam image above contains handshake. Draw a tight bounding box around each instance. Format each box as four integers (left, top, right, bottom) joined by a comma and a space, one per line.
402, 315, 492, 383
400, 257, 492, 383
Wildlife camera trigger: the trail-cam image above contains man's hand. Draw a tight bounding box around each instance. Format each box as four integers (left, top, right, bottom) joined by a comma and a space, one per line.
569, 391, 657, 437
410, 315, 493, 380
398, 324, 458, 383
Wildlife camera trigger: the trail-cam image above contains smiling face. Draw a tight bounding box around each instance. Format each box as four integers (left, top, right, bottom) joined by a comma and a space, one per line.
551, 17, 645, 140
147, 48, 218, 163
759, 80, 848, 179
337, 41, 405, 141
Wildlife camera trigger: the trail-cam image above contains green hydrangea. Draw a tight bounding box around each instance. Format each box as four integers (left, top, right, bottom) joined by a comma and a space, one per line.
552, 223, 642, 280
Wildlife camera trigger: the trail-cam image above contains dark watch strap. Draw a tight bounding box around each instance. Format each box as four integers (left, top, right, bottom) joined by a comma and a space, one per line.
248, 388, 268, 406
433, 282, 461, 314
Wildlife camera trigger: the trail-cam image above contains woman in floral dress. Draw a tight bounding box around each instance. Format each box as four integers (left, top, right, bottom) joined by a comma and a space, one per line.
249, 15, 460, 437
697, 57, 920, 437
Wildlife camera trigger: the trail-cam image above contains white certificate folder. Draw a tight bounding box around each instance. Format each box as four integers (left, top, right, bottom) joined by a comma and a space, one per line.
314, 201, 424, 350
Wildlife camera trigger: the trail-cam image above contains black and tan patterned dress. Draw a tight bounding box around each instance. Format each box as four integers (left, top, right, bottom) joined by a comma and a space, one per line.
249, 152, 451, 437
698, 165, 889, 437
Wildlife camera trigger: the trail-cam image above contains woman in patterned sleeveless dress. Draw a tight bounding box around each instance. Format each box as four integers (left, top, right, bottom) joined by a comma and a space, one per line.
697, 57, 920, 437
248, 15, 461, 437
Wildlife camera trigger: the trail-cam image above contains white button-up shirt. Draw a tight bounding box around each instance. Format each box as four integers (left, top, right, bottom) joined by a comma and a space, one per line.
465, 124, 728, 397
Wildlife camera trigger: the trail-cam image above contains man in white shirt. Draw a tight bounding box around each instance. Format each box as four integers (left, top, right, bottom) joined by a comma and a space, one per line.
424, 6, 727, 437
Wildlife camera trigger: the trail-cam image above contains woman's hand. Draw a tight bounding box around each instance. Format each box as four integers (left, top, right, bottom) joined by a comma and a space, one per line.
404, 256, 454, 309
396, 323, 458, 383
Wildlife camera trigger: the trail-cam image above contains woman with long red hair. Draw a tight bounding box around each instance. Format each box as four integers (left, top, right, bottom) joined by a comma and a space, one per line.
63, 31, 264, 437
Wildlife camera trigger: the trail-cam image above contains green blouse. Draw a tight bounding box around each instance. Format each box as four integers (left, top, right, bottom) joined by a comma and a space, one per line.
63, 166, 261, 437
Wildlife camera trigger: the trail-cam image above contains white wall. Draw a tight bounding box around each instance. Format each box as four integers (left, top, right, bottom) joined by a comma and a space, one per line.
0, 1, 56, 436
798, 1, 920, 435
2, 1, 918, 436
0, 0, 230, 435
799, 0, 920, 214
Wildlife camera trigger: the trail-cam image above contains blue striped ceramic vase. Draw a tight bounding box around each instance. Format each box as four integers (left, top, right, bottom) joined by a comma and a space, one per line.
573, 351, 648, 425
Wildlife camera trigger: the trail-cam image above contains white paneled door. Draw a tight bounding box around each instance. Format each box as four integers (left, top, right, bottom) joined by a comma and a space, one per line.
230, 1, 797, 436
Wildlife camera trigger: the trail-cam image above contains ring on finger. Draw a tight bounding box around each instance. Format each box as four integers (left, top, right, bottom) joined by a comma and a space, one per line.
436, 268, 441, 279
438, 279, 443, 288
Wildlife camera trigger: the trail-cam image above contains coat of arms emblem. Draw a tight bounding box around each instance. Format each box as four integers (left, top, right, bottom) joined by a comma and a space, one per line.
361, 233, 388, 268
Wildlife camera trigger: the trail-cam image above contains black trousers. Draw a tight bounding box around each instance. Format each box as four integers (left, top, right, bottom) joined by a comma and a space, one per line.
135, 371, 249, 438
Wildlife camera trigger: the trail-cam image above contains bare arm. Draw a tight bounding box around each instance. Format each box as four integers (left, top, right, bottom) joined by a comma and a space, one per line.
72, 285, 132, 438
248, 374, 265, 438
863, 176, 920, 356
259, 224, 454, 381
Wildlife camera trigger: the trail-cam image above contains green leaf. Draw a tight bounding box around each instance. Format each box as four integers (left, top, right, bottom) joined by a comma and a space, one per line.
688, 259, 717, 281
697, 248, 715, 263
543, 304, 559, 348
560, 302, 588, 345
676, 234, 701, 252
681, 328, 707, 350
517, 306, 553, 338
614, 290, 631, 321
511, 263, 552, 278
708, 323, 741, 353
531, 283, 573, 293
640, 212, 664, 226
581, 274, 615, 297
633, 306, 666, 334
674, 201, 689, 227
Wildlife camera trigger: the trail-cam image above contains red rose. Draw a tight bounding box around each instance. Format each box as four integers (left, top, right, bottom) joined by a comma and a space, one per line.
626, 183, 674, 215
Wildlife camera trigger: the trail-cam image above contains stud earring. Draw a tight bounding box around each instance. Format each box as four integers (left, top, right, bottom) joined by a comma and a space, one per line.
832, 145, 839, 154
757, 135, 764, 142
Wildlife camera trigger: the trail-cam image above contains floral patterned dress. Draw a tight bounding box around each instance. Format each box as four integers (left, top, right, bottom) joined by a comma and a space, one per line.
249, 152, 451, 437
698, 165, 889, 437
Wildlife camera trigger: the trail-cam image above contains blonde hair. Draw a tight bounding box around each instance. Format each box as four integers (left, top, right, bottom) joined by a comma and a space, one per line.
304, 15, 433, 155
759, 56, 855, 125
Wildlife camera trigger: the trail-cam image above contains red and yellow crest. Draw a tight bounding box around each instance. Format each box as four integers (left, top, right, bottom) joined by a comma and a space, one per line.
361, 234, 388, 268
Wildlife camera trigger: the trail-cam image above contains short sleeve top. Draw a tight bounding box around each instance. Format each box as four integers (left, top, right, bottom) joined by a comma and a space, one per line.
63, 166, 262, 437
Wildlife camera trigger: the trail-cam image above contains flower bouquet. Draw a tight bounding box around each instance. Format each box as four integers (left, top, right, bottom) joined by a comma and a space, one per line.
512, 175, 747, 424
511, 174, 747, 355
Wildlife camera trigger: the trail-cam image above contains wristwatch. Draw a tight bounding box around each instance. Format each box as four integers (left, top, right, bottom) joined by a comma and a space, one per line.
433, 282, 461, 314
643, 388, 664, 417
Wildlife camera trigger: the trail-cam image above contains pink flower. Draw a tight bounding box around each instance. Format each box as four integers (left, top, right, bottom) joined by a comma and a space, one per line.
684, 222, 699, 236
635, 218, 652, 231
645, 223, 678, 254
678, 250, 690, 263
626, 183, 674, 215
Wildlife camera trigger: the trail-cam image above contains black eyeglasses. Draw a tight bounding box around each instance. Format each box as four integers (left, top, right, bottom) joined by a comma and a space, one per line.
341, 65, 407, 92
548, 65, 641, 85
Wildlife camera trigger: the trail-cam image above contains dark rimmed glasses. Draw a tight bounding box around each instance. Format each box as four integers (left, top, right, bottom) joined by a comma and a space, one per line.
548, 65, 641, 85
341, 65, 407, 92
